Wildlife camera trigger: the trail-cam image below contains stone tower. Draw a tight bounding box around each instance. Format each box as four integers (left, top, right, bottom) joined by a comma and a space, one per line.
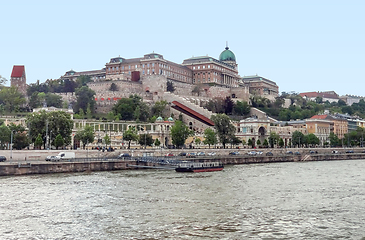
11, 65, 27, 96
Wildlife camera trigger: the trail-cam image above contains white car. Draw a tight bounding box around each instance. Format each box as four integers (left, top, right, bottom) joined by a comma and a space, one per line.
257, 151, 263, 155
247, 151, 257, 156
208, 152, 216, 156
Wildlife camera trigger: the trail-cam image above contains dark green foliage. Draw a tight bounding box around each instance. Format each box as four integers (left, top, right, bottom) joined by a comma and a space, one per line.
74, 86, 96, 114
170, 120, 194, 148
74, 125, 95, 149
113, 95, 150, 122
138, 134, 154, 148
211, 114, 236, 149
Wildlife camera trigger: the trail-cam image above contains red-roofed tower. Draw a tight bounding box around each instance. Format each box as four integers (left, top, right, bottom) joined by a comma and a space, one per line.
11, 65, 27, 95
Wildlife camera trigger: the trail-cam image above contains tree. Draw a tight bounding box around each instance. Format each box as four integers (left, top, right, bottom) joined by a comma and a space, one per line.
247, 138, 253, 148
170, 120, 194, 148
278, 138, 284, 148
26, 110, 73, 149
256, 139, 261, 147
74, 86, 96, 115
74, 125, 95, 149
195, 138, 201, 146
151, 100, 168, 117
263, 139, 269, 148
0, 75, 8, 86
54, 134, 65, 150
138, 133, 154, 149
234, 101, 251, 116
45, 93, 63, 108
13, 132, 30, 150
76, 75, 92, 88
113, 95, 150, 121
211, 114, 236, 149
242, 139, 247, 148
203, 128, 218, 148
154, 138, 161, 148
123, 127, 138, 149
230, 135, 241, 148
34, 134, 43, 149
109, 82, 119, 92
167, 81, 175, 92
104, 134, 111, 147
307, 133, 320, 147
0, 86, 26, 112
0, 124, 11, 149
268, 132, 280, 148
292, 131, 305, 147
329, 132, 340, 147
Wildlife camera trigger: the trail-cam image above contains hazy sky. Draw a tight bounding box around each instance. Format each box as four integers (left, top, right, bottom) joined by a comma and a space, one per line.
1, 0, 364, 96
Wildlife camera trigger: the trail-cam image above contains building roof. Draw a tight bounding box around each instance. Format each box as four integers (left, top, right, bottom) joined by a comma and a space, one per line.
171, 101, 214, 126
310, 114, 328, 120
219, 47, 236, 62
11, 65, 25, 78
299, 91, 339, 99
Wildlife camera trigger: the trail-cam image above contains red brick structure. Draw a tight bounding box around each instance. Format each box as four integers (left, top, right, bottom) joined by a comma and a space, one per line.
11, 65, 27, 95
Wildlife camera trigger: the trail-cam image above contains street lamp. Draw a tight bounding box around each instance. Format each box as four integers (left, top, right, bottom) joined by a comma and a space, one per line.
10, 130, 14, 162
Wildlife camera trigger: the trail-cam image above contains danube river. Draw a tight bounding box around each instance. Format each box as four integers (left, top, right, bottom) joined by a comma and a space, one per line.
1, 159, 365, 239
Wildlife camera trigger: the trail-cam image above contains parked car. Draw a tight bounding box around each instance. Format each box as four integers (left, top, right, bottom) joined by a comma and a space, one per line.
186, 152, 196, 158
294, 151, 301, 155
266, 152, 273, 156
178, 152, 187, 156
45, 156, 57, 161
165, 153, 174, 157
208, 152, 216, 156
197, 152, 206, 156
229, 151, 239, 155
286, 151, 293, 155
257, 151, 263, 155
118, 153, 131, 158
0, 156, 6, 162
247, 151, 257, 156
346, 150, 354, 153
332, 150, 339, 154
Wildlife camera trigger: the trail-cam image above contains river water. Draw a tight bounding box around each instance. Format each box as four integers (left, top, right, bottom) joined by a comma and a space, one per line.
1, 159, 365, 240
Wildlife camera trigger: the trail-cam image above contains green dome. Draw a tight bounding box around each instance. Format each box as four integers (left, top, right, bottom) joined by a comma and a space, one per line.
156, 116, 163, 122
168, 117, 174, 122
219, 47, 236, 62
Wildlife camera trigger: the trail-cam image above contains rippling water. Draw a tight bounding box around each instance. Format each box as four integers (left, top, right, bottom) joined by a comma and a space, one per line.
1, 159, 365, 239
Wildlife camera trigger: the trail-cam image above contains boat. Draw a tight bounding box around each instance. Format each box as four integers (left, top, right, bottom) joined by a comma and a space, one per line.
175, 161, 224, 172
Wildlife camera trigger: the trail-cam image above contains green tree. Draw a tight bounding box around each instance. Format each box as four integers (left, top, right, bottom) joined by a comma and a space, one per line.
292, 131, 305, 147
0, 86, 26, 112
138, 133, 154, 149
0, 124, 11, 149
170, 120, 194, 148
54, 134, 65, 150
329, 132, 340, 147
104, 134, 111, 147
123, 127, 138, 149
12, 132, 30, 150
109, 82, 119, 92
167, 81, 175, 92
230, 135, 241, 148
27, 110, 73, 149
34, 133, 43, 149
203, 128, 218, 148
76, 75, 92, 88
74, 86, 96, 115
195, 138, 201, 146
307, 133, 320, 147
74, 125, 95, 149
242, 139, 247, 147
268, 132, 280, 148
211, 114, 236, 149
233, 100, 251, 116
45, 93, 63, 108
151, 100, 168, 117
256, 139, 261, 147
278, 138, 284, 148
263, 139, 269, 148
154, 138, 161, 147
86, 104, 92, 119
247, 138, 253, 148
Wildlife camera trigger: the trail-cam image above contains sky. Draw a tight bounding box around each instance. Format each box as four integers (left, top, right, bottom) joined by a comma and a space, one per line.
1, 0, 364, 96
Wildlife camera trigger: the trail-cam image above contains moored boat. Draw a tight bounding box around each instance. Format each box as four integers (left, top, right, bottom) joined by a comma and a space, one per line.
175, 161, 224, 172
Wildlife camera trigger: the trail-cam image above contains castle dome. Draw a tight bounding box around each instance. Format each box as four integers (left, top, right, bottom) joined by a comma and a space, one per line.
219, 46, 236, 62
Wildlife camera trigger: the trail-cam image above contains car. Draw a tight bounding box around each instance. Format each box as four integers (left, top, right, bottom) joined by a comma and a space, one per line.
0, 156, 6, 162
309, 150, 315, 154
286, 151, 293, 155
266, 152, 273, 156
229, 151, 239, 155
332, 150, 339, 154
294, 151, 301, 155
165, 153, 174, 157
346, 150, 354, 153
186, 152, 196, 158
178, 152, 187, 156
118, 153, 131, 158
197, 152, 205, 156
45, 156, 57, 161
207, 152, 216, 156
247, 151, 257, 156
257, 151, 263, 155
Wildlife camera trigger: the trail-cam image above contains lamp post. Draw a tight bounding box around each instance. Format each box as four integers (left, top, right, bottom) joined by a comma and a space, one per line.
10, 130, 14, 162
